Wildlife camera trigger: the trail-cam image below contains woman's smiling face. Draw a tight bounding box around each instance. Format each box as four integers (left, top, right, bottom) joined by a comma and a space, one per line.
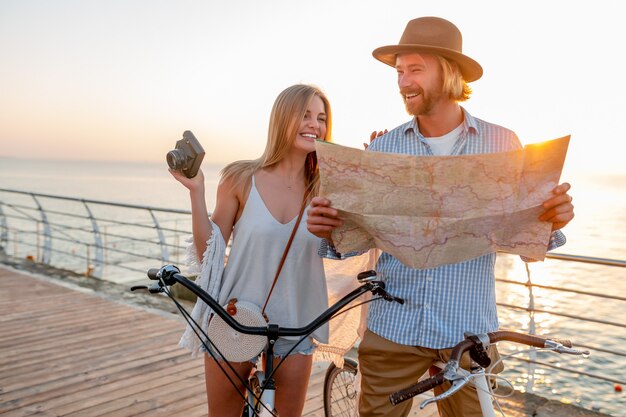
293, 95, 327, 154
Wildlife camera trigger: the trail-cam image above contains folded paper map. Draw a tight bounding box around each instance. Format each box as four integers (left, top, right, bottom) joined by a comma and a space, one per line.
316, 136, 570, 269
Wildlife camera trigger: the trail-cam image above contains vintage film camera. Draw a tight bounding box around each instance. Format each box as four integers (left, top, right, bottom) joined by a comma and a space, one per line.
166, 130, 205, 178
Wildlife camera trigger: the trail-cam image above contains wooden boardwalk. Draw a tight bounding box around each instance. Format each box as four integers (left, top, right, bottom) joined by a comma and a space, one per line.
0, 267, 207, 416
1, 265, 601, 417
1, 266, 428, 416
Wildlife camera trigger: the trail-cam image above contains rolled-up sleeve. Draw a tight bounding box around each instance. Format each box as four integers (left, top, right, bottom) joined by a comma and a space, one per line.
318, 239, 364, 260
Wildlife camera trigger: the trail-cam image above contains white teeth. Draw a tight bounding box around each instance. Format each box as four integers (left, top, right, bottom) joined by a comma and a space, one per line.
302, 133, 317, 139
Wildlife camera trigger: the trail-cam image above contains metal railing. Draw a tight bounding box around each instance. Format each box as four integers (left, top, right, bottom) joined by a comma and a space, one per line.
0, 187, 624, 394
0, 188, 192, 282
494, 256, 626, 390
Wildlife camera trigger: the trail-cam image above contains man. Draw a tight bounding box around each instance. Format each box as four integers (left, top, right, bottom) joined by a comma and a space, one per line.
307, 16, 574, 417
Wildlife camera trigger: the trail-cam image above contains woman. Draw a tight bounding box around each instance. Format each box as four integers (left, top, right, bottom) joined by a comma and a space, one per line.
171, 84, 332, 416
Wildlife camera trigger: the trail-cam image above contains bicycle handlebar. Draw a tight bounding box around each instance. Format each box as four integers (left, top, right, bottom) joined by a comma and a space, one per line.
137, 264, 403, 339
389, 330, 589, 406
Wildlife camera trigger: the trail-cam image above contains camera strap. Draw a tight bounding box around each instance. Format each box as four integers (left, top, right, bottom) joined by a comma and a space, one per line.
261, 187, 313, 318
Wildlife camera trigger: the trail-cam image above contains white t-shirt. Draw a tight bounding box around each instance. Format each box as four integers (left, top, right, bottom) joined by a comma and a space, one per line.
423, 123, 464, 156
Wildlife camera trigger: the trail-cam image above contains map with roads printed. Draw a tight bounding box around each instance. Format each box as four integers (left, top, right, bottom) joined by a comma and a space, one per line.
316, 136, 570, 269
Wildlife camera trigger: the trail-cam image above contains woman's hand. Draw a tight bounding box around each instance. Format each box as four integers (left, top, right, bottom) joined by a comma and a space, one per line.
169, 168, 205, 193
306, 197, 343, 242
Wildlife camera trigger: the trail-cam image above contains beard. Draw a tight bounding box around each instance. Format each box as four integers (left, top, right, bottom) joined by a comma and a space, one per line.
401, 87, 443, 117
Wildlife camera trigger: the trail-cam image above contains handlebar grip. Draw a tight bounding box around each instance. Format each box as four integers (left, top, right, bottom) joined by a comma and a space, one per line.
357, 270, 377, 281
489, 331, 573, 349
147, 268, 160, 280
389, 373, 445, 405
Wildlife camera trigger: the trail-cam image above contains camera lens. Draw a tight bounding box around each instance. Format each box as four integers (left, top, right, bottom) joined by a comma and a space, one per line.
166, 150, 186, 170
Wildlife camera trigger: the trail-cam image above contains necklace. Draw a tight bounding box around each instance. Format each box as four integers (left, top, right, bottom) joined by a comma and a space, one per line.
283, 175, 297, 189
269, 167, 302, 190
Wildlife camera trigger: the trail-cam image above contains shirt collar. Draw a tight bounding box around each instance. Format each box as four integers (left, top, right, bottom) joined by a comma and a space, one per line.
461, 107, 480, 136
403, 106, 480, 138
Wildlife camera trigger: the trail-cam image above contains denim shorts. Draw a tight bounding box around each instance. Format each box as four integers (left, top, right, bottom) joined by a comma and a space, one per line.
204, 336, 316, 364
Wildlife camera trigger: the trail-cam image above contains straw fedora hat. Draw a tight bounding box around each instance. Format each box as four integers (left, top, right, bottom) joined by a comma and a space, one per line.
372, 16, 483, 82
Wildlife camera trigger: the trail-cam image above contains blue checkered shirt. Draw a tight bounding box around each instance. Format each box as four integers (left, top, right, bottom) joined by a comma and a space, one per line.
321, 108, 566, 348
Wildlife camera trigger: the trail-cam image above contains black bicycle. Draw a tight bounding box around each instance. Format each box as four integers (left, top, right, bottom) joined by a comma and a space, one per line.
131, 264, 403, 417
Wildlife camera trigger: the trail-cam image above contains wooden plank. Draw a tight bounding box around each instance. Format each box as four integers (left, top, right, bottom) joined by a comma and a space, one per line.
0, 327, 182, 381
49, 368, 204, 416
1, 354, 202, 414
0, 268, 206, 417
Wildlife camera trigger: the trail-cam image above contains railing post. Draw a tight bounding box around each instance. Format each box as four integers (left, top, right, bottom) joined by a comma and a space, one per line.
149, 209, 169, 262
524, 262, 537, 393
0, 204, 8, 250
36, 221, 41, 261
174, 219, 179, 264
30, 194, 52, 264
82, 201, 103, 278
103, 225, 108, 266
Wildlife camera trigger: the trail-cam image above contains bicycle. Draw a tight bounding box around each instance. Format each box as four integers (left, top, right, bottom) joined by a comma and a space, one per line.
323, 356, 358, 416
131, 264, 403, 417
323, 330, 589, 417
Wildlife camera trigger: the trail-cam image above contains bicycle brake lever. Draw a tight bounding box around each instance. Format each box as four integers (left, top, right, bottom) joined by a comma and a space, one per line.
545, 340, 590, 356
419, 374, 470, 409
372, 286, 404, 304
130, 282, 166, 294
388, 294, 405, 304
148, 282, 164, 293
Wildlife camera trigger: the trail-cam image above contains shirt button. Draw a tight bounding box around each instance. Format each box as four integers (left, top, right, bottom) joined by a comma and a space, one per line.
426, 276, 433, 282
424, 303, 430, 309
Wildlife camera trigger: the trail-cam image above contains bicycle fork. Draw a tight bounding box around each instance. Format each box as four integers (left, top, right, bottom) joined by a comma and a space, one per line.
245, 370, 276, 417
246, 335, 279, 417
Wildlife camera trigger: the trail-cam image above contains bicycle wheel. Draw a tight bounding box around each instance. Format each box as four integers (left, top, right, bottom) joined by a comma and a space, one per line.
323, 357, 358, 417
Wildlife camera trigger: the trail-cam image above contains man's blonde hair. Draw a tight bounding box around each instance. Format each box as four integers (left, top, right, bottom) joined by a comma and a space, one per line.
438, 56, 472, 102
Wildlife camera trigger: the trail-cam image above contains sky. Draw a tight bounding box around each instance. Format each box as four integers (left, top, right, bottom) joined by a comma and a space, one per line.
1, 0, 625, 176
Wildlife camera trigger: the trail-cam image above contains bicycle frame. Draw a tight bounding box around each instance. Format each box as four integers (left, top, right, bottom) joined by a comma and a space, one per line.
244, 369, 273, 417
390, 331, 589, 416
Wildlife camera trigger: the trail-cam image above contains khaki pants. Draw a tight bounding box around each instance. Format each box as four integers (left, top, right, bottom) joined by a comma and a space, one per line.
358, 329, 504, 417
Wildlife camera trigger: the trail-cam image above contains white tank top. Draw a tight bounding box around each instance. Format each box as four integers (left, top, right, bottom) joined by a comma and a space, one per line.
217, 176, 329, 343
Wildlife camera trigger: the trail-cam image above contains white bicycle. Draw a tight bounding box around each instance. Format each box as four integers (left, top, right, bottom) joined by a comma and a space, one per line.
323, 330, 589, 417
